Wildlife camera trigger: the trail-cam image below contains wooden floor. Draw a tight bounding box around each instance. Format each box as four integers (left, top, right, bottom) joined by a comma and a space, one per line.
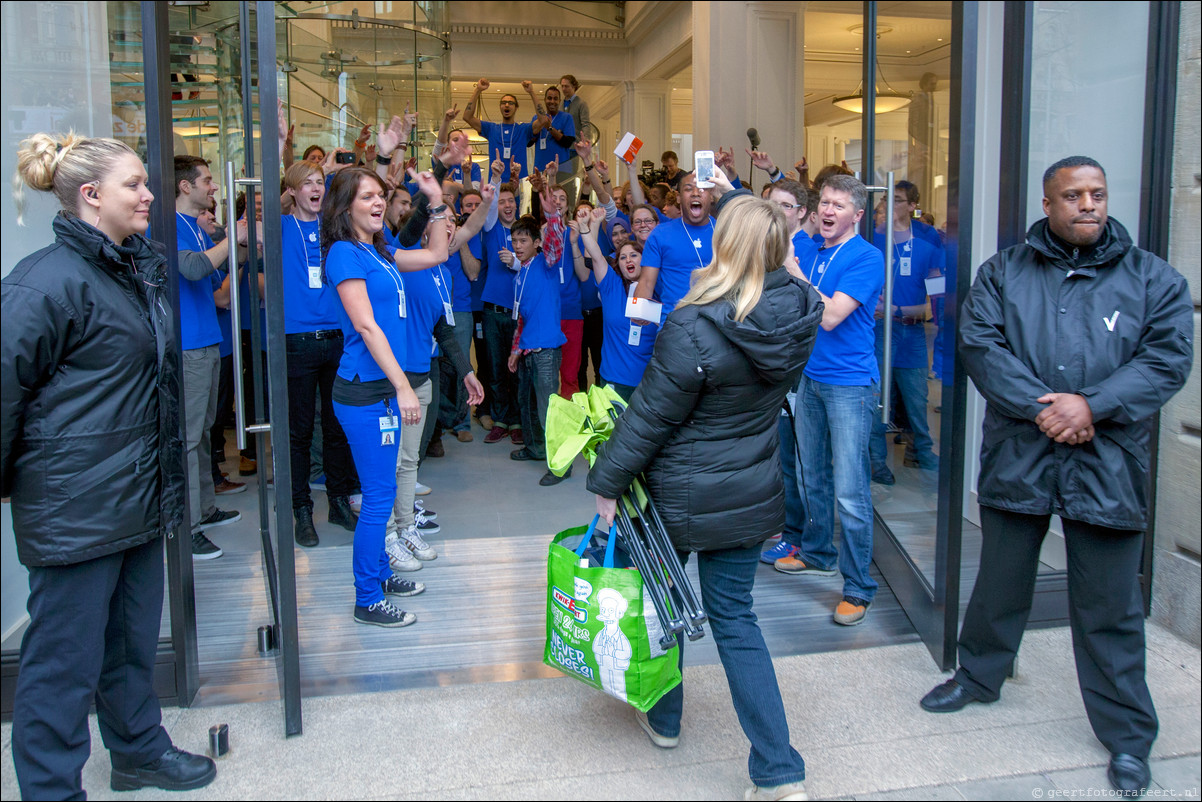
188, 530, 921, 707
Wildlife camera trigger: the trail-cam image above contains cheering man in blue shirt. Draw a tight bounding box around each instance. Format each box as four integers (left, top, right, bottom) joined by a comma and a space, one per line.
634, 172, 715, 318
775, 175, 885, 629
463, 77, 550, 184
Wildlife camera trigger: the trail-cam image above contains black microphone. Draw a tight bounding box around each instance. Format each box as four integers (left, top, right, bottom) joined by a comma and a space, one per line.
746, 127, 761, 150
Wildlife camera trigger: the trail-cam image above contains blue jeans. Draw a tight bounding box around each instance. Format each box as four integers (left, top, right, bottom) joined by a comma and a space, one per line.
437, 311, 475, 433
517, 348, 561, 460
870, 366, 937, 471
778, 412, 806, 548
796, 375, 879, 602
333, 399, 399, 607
647, 544, 806, 786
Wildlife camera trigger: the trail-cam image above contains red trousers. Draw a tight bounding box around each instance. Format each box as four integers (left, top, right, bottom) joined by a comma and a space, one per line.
559, 319, 584, 399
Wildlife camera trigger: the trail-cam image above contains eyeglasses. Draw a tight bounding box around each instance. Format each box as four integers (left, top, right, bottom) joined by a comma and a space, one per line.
774, 201, 801, 210
631, 218, 656, 227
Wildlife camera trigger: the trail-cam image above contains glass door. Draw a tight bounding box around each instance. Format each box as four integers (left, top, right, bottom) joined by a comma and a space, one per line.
857, 0, 964, 669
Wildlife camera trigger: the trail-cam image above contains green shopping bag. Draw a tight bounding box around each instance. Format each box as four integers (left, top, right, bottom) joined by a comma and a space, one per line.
543, 516, 681, 712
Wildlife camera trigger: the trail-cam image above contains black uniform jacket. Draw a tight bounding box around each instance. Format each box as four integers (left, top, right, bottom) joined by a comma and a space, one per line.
588, 265, 824, 552
959, 217, 1193, 530
2, 214, 186, 566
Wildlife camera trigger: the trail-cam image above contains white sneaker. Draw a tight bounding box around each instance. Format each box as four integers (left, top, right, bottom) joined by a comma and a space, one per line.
399, 524, 438, 561
385, 532, 422, 572
348, 493, 362, 513
414, 481, 432, 496
744, 781, 807, 801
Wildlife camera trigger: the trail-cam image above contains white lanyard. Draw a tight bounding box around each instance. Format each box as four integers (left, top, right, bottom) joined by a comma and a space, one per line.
514, 256, 535, 319
433, 262, 455, 325
807, 237, 851, 295
358, 242, 407, 319
176, 212, 205, 251
293, 216, 322, 288
683, 220, 714, 269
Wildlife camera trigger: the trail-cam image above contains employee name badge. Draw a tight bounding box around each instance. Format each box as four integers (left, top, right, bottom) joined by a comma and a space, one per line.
512, 301, 520, 321
628, 323, 642, 346
475, 321, 484, 339
308, 263, 322, 289
443, 300, 455, 325
379, 412, 399, 446
503, 146, 511, 160
899, 256, 912, 276
397, 290, 407, 319
539, 136, 547, 150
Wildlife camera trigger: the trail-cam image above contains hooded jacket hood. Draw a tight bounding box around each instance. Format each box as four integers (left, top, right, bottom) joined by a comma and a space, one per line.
53, 212, 166, 276
697, 267, 824, 385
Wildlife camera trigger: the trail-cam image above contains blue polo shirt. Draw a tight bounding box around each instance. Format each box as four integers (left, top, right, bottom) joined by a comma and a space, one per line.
482, 222, 516, 308
802, 235, 885, 386
281, 215, 341, 334
480, 120, 534, 182
175, 213, 222, 351
873, 230, 940, 370
514, 254, 567, 350
641, 217, 716, 317
445, 250, 474, 313
212, 269, 232, 358
596, 268, 657, 387
532, 110, 576, 172
326, 240, 408, 382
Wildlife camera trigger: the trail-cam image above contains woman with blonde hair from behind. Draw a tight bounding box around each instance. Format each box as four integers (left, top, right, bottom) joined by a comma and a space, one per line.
3, 132, 216, 798
587, 173, 825, 800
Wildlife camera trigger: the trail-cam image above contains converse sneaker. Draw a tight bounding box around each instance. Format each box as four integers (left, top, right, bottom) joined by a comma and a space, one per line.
382, 574, 426, 598
385, 532, 422, 572
399, 524, 438, 561
353, 598, 416, 627
191, 531, 223, 560
413, 499, 437, 521
413, 507, 441, 536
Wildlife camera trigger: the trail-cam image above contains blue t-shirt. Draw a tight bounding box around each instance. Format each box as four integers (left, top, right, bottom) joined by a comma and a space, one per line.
802, 235, 885, 386
175, 213, 222, 351
465, 233, 487, 312
514, 254, 567, 350
532, 111, 576, 172
236, 258, 267, 339
545, 232, 582, 320
792, 229, 820, 275
212, 269, 232, 358
596, 268, 657, 386
399, 263, 446, 372
480, 120, 534, 182
872, 230, 940, 370
326, 240, 408, 382
282, 215, 341, 334
445, 250, 474, 313
482, 222, 516, 308
641, 217, 716, 317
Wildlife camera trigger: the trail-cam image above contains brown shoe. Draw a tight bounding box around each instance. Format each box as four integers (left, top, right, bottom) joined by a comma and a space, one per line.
215, 479, 246, 495
239, 456, 257, 476
479, 414, 495, 430
510, 427, 525, 445
425, 438, 445, 458
484, 426, 508, 444
456, 430, 474, 443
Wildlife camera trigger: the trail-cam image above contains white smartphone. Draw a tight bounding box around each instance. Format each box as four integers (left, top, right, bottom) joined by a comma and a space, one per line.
694, 150, 715, 188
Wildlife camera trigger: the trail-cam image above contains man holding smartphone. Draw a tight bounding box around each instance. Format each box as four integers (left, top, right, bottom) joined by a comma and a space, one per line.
634, 169, 716, 319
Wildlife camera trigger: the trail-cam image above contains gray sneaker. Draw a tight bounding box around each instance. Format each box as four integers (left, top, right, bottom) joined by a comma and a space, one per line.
634, 709, 678, 749
744, 780, 808, 801
191, 531, 223, 560
385, 532, 422, 572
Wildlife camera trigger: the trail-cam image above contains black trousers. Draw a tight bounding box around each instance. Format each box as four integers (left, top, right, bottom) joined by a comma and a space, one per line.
286, 332, 358, 508
955, 506, 1158, 757
13, 537, 173, 800
472, 311, 493, 419
579, 306, 603, 391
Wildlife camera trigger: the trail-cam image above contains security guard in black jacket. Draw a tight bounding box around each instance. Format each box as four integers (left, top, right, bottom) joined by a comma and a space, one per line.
920, 157, 1194, 795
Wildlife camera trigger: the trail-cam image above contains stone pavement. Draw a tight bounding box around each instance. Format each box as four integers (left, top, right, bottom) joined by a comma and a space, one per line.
2, 622, 1198, 800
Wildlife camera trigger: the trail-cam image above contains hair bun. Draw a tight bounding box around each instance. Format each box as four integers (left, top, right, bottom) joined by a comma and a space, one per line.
14, 132, 69, 193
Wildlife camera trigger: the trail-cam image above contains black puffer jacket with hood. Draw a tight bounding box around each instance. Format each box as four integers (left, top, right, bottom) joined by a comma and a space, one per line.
1, 213, 186, 566
587, 255, 824, 552
960, 216, 1193, 530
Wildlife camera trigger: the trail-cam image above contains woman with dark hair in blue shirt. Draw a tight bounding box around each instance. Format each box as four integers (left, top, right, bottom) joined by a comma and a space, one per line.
321, 166, 449, 628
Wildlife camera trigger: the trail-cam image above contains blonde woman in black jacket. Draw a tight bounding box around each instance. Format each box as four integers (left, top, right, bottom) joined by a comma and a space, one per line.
2, 133, 214, 799
588, 183, 824, 801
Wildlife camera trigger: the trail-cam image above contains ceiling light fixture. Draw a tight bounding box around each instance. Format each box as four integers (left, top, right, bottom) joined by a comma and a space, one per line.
833, 61, 912, 114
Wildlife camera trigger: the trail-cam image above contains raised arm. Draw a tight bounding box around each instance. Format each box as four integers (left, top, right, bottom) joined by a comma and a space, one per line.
454, 182, 495, 245
462, 79, 488, 132
525, 80, 552, 132
574, 140, 611, 206
577, 206, 610, 283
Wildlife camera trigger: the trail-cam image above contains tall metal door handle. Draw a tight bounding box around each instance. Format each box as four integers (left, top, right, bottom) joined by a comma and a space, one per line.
225, 161, 248, 451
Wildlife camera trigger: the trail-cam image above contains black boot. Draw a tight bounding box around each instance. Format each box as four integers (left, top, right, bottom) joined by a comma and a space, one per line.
294, 506, 319, 547
328, 495, 358, 532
